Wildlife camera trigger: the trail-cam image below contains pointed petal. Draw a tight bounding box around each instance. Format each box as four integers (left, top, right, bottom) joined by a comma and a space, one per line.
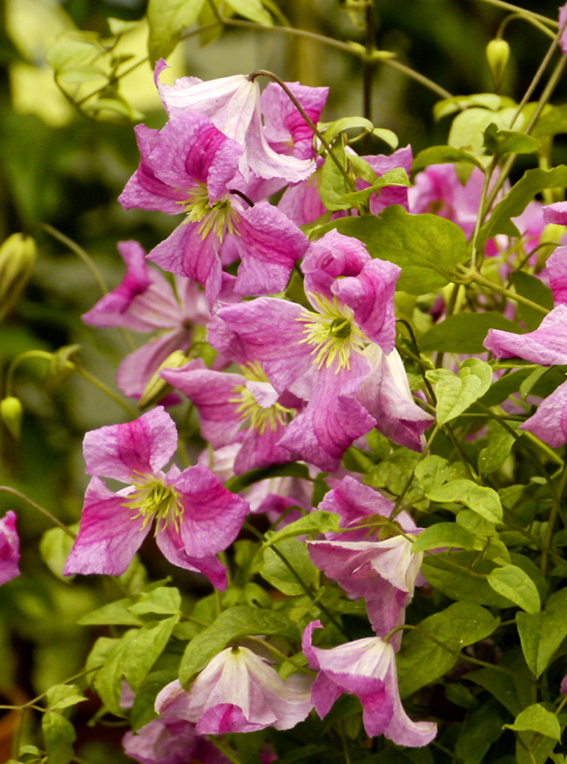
484, 305, 567, 365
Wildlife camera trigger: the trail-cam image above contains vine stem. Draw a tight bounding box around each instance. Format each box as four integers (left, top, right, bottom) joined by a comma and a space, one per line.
41, 224, 108, 296
245, 635, 316, 676
458, 267, 550, 315
389, 423, 439, 520
75, 364, 138, 417
5, 350, 53, 397
215, 16, 452, 99
206, 737, 243, 764
475, 0, 557, 27
0, 486, 76, 539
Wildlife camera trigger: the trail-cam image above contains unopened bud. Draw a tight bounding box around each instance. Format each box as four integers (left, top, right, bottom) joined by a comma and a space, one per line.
1, 397, 23, 439
0, 234, 37, 320
45, 344, 81, 396
486, 39, 510, 91
138, 351, 189, 409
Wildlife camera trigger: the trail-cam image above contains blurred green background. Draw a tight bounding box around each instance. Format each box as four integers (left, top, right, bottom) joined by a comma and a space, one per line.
0, 0, 565, 759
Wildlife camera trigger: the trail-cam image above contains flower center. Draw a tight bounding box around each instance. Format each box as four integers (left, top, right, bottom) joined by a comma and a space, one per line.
181, 183, 239, 242
298, 294, 367, 371
229, 362, 295, 435
124, 474, 182, 533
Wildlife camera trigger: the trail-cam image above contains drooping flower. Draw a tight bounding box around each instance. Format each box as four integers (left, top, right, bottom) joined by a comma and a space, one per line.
154, 647, 313, 734
0, 511, 20, 585
484, 306, 567, 447
209, 231, 432, 470
161, 359, 300, 475
119, 112, 309, 306
82, 240, 210, 401
123, 718, 228, 764
154, 62, 317, 184
63, 407, 249, 589
302, 621, 437, 747
307, 477, 423, 643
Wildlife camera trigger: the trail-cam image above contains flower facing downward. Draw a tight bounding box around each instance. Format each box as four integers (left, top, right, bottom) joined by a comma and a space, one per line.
303, 621, 437, 747
63, 407, 249, 589
154, 647, 313, 734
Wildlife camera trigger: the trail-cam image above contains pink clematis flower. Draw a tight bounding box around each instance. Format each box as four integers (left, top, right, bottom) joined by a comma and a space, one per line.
82, 240, 210, 401
123, 718, 228, 764
161, 359, 301, 475
303, 621, 437, 747
154, 647, 313, 734
307, 477, 423, 644
154, 62, 317, 184
63, 407, 249, 589
119, 112, 308, 306
0, 511, 20, 585
209, 231, 432, 470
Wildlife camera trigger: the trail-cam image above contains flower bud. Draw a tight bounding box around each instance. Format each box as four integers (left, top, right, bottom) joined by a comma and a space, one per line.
45, 344, 81, 396
1, 397, 23, 439
0, 234, 37, 319
486, 39, 510, 91
138, 351, 189, 409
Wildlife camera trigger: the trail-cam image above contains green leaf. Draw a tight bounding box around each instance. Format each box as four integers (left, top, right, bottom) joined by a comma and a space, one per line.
426, 479, 503, 523
129, 587, 182, 616
147, 0, 205, 62
373, 128, 399, 149
427, 359, 492, 424
419, 311, 524, 354
320, 143, 350, 211
516, 588, 567, 677
179, 606, 291, 684
319, 205, 468, 294
466, 648, 532, 716
39, 525, 79, 582
434, 93, 504, 121
511, 271, 554, 331
93, 630, 138, 716
225, 462, 311, 493
454, 699, 506, 764
448, 106, 518, 157
340, 167, 410, 206
226, 0, 273, 24
483, 123, 540, 157
504, 703, 561, 741
478, 419, 516, 475
414, 455, 450, 493
263, 510, 341, 548
478, 165, 567, 254
487, 565, 540, 613
532, 103, 567, 137
412, 523, 476, 553
130, 669, 177, 731
519, 366, 550, 400
45, 685, 86, 712
42, 711, 75, 764
480, 366, 535, 406
261, 537, 317, 595
397, 602, 499, 697
422, 552, 514, 608
321, 117, 374, 146
412, 145, 485, 174
77, 599, 141, 626
123, 616, 179, 691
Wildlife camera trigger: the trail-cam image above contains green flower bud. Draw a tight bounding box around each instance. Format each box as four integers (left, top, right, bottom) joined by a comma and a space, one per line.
45, 344, 81, 396
0, 233, 37, 320
138, 351, 189, 409
1, 397, 23, 439
486, 39, 510, 91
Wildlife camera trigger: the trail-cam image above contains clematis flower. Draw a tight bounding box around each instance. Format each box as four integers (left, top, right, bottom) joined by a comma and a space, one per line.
209, 231, 432, 470
0, 511, 20, 585
161, 359, 301, 475
303, 621, 437, 746
154, 61, 316, 184
119, 112, 308, 306
154, 647, 313, 734
123, 718, 228, 764
63, 407, 249, 589
307, 477, 423, 643
484, 306, 567, 447
82, 240, 210, 401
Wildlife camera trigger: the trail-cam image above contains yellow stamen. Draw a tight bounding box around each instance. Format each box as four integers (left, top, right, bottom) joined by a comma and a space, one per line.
123, 473, 182, 534
179, 183, 239, 242
229, 363, 295, 435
